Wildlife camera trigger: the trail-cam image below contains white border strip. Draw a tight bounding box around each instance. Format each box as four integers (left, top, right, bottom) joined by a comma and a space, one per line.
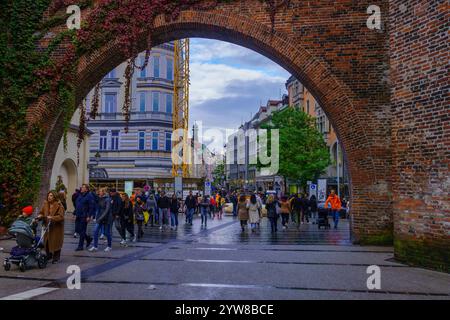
0, 287, 59, 300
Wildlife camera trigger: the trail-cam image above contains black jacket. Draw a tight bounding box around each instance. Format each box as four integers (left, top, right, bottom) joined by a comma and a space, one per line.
110, 193, 123, 217
170, 198, 179, 213
185, 196, 196, 209
157, 196, 170, 209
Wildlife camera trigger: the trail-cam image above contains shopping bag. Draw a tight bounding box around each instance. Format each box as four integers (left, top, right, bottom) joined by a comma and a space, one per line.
143, 211, 150, 224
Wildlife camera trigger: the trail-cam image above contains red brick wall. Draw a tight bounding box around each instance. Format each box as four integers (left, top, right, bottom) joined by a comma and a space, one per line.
32, 1, 449, 270
390, 0, 449, 271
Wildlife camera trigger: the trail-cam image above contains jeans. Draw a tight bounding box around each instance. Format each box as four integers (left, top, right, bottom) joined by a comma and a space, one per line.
187, 208, 195, 224
301, 209, 309, 223
269, 217, 278, 232
75, 217, 91, 249
115, 217, 126, 240
281, 213, 290, 227
201, 207, 208, 225
159, 208, 169, 226
232, 203, 237, 217
170, 210, 179, 228
311, 211, 318, 223
93, 223, 111, 248
332, 210, 339, 228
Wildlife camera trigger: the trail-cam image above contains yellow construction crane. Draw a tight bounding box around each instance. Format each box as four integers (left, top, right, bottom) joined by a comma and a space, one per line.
172, 39, 190, 178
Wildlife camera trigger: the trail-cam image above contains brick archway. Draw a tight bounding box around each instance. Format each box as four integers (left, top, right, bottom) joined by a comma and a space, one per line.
36, 1, 393, 245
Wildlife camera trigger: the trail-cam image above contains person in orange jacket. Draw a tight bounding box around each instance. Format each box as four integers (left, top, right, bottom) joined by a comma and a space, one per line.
325, 190, 342, 229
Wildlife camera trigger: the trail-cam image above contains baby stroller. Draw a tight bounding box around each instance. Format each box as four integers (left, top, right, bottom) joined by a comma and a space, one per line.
317, 209, 331, 230
3, 220, 49, 272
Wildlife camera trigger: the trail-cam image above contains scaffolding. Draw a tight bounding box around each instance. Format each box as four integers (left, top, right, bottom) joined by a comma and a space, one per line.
172, 39, 190, 178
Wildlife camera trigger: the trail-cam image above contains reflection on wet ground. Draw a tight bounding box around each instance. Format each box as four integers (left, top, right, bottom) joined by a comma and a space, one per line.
64, 214, 351, 246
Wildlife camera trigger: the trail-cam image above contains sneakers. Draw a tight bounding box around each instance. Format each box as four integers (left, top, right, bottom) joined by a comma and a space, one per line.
120, 240, 127, 246
75, 247, 83, 252
132, 236, 137, 243
88, 246, 98, 252
104, 247, 112, 252
99, 234, 105, 240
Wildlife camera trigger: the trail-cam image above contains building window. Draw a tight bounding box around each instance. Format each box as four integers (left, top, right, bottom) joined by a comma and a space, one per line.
139, 92, 146, 113
166, 93, 173, 114
138, 131, 145, 151
111, 130, 119, 150
104, 93, 117, 114
151, 132, 159, 151
166, 58, 173, 81
152, 92, 159, 112
140, 56, 147, 78
99, 130, 108, 150
153, 56, 160, 78
165, 132, 172, 152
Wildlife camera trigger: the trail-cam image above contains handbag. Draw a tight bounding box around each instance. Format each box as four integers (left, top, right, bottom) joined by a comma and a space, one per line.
143, 211, 150, 224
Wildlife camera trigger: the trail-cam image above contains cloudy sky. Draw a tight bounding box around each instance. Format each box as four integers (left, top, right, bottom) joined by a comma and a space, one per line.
188, 38, 291, 153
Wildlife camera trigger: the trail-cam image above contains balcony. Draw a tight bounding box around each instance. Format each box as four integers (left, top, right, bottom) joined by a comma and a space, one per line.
96, 111, 173, 122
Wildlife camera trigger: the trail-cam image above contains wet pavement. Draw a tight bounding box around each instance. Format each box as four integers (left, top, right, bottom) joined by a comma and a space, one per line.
0, 213, 449, 300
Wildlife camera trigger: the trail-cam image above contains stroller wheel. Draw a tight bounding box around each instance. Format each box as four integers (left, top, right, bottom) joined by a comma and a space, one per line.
19, 261, 26, 272
38, 255, 47, 269
3, 261, 11, 271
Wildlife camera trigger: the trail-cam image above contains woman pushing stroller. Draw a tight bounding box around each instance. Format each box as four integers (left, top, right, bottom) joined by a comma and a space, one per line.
36, 191, 65, 264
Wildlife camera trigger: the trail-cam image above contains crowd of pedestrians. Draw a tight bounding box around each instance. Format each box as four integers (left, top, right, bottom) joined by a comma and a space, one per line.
13, 184, 347, 264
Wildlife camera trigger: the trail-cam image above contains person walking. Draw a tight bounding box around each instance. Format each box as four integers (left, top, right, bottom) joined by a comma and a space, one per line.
309, 195, 318, 224
134, 196, 146, 240
146, 193, 157, 227
209, 195, 216, 219
37, 191, 65, 263
280, 196, 291, 230
120, 193, 135, 244
199, 195, 210, 228
265, 195, 279, 233
237, 195, 249, 232
300, 193, 310, 224
325, 190, 342, 229
230, 192, 238, 217
247, 194, 261, 233
110, 189, 125, 245
170, 193, 180, 230
184, 191, 196, 226
74, 184, 95, 251
157, 191, 170, 230
89, 188, 113, 252
291, 194, 302, 229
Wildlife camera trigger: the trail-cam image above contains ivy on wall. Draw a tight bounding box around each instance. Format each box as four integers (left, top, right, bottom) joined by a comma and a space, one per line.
0, 0, 289, 226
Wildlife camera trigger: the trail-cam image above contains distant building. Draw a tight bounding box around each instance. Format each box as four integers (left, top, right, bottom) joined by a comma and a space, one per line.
85, 44, 176, 192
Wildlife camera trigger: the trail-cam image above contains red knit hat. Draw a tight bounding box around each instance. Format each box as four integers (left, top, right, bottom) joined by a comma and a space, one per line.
22, 206, 33, 216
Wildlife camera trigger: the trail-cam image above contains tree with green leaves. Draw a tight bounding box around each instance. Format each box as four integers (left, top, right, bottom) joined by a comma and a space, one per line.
258, 107, 331, 191
212, 162, 225, 188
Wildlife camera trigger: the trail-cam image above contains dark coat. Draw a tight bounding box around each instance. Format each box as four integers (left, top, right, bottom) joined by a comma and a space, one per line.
157, 196, 170, 209
110, 193, 123, 218
170, 198, 179, 214
97, 195, 112, 225
185, 196, 196, 209
74, 192, 96, 218
266, 201, 278, 218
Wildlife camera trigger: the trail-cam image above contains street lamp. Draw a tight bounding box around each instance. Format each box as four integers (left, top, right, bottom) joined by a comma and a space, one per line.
95, 151, 101, 165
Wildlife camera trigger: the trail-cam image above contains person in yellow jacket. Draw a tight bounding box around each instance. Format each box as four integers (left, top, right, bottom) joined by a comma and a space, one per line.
325, 190, 342, 229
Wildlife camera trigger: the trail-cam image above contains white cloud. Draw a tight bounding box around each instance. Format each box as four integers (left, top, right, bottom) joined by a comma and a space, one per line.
190, 62, 286, 106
